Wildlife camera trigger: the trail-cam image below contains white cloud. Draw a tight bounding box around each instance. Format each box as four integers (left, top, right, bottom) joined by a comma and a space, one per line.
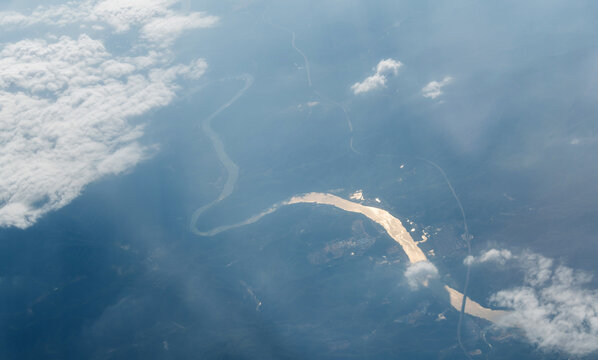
422, 76, 453, 99
404, 261, 439, 290
475, 250, 598, 356
464, 248, 513, 265
351, 74, 386, 95
92, 0, 181, 32
375, 59, 402, 76
351, 58, 402, 95
0, 1, 213, 228
0, 0, 219, 44
519, 252, 554, 287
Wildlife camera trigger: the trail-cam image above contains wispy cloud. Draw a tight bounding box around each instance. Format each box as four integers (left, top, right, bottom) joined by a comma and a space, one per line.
141, 12, 218, 45
404, 261, 439, 289
422, 76, 452, 99
351, 58, 402, 95
0, 1, 215, 228
469, 248, 598, 355
464, 248, 513, 265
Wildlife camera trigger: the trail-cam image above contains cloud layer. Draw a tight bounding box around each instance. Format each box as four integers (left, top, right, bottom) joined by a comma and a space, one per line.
0, 1, 214, 228
351, 58, 402, 95
422, 76, 452, 99
471, 249, 598, 355
0, 0, 218, 44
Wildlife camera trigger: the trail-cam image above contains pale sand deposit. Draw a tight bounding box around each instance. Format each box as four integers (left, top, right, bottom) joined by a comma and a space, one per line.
285, 192, 506, 322
194, 190, 506, 322
286, 192, 427, 263
445, 285, 508, 322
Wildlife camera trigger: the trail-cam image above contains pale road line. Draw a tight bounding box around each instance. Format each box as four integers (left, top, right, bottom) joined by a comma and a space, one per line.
349, 137, 359, 155
313, 90, 358, 155
313, 90, 353, 133
291, 32, 312, 87
417, 157, 475, 359
261, 14, 312, 88
262, 12, 357, 154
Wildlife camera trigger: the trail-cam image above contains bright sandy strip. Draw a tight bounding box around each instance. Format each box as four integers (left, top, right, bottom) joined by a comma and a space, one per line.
285, 192, 506, 322
445, 285, 508, 322
286, 192, 427, 263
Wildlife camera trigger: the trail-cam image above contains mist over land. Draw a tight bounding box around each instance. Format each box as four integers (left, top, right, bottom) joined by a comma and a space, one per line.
1, 0, 598, 359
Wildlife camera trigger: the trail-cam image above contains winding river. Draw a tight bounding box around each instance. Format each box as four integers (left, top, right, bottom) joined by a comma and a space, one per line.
189, 75, 507, 324
189, 74, 253, 237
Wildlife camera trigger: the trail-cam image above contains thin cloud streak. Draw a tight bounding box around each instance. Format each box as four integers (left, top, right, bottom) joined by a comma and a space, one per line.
422, 76, 453, 99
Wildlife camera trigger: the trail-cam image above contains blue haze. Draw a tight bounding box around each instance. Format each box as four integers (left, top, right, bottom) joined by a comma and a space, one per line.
1, 0, 598, 359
